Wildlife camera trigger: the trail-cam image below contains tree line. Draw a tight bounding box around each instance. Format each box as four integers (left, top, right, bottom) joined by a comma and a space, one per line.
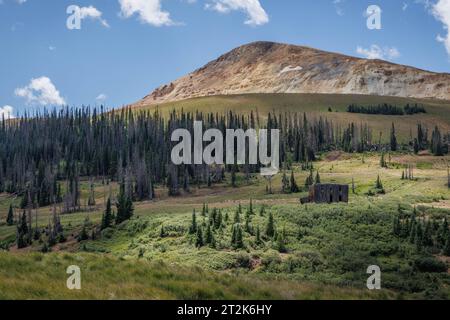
347, 103, 427, 116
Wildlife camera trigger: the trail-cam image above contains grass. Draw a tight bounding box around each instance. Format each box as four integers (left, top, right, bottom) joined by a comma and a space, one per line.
0, 252, 392, 300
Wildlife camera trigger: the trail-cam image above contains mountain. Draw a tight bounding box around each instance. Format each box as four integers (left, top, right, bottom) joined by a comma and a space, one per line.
132, 41, 450, 108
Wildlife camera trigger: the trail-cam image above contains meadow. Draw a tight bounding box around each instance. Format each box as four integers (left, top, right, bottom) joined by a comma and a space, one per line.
0, 152, 449, 299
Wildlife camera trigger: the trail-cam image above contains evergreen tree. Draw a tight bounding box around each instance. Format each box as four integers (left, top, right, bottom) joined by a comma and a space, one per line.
231, 224, 244, 249
390, 123, 398, 151
290, 171, 299, 193
115, 181, 133, 224
189, 209, 197, 234
248, 199, 254, 215
304, 169, 314, 187
6, 204, 14, 226
101, 198, 113, 230
77, 225, 89, 242
281, 172, 290, 193
443, 235, 450, 256
255, 226, 261, 245
315, 171, 321, 184
375, 175, 385, 193
234, 207, 241, 224
275, 232, 287, 253
214, 211, 222, 230
266, 212, 275, 238
380, 153, 387, 168
422, 221, 433, 247
195, 226, 204, 248
415, 222, 423, 251
16, 211, 29, 249
259, 205, 265, 216
204, 224, 213, 245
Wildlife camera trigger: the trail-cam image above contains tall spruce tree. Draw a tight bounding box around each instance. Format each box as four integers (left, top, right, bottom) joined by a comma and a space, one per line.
6, 204, 14, 226
101, 198, 113, 230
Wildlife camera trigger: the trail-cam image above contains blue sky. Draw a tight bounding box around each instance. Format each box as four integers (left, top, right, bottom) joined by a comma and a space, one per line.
1, 0, 450, 117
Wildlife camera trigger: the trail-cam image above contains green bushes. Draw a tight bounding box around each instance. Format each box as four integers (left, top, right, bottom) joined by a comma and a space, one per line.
413, 257, 447, 273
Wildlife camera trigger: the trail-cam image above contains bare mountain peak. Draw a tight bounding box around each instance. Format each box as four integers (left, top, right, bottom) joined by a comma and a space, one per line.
135, 41, 450, 107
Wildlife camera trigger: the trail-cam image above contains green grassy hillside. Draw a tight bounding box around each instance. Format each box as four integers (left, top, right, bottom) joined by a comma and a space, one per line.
1, 153, 449, 299
135, 93, 450, 142
0, 252, 392, 300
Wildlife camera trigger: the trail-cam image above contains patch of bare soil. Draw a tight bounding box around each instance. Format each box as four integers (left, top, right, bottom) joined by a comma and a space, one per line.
325, 151, 345, 161
435, 255, 450, 274
416, 200, 450, 210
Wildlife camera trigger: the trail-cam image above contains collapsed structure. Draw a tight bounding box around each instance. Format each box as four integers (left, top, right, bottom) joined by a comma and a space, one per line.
301, 184, 349, 204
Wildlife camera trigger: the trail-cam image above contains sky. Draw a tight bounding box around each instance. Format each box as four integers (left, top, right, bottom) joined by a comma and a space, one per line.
1, 0, 450, 118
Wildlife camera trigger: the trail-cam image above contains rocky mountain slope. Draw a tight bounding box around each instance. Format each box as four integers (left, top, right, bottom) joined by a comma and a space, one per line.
133, 41, 450, 107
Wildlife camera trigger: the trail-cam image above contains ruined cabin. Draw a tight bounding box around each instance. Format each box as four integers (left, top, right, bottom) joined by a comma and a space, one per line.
301, 184, 349, 204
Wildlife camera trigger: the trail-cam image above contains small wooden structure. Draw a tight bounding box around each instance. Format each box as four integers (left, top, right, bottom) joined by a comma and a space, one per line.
301, 184, 349, 204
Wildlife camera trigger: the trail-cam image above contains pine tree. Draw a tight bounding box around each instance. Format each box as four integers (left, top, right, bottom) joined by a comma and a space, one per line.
315, 171, 321, 184
266, 212, 275, 238
214, 211, 222, 230
234, 207, 241, 224
304, 169, 314, 187
390, 123, 398, 151
422, 221, 433, 247
204, 224, 212, 245
415, 222, 423, 251
231, 224, 244, 249
16, 211, 29, 249
438, 218, 448, 247
115, 181, 133, 224
189, 209, 197, 234
275, 232, 287, 253
248, 199, 254, 215
255, 226, 261, 245
443, 235, 450, 256
101, 198, 113, 230
6, 204, 14, 226
375, 175, 384, 192
290, 171, 299, 193
245, 210, 252, 233
281, 172, 290, 193
380, 152, 387, 168
259, 205, 265, 216
77, 225, 89, 242
195, 227, 204, 248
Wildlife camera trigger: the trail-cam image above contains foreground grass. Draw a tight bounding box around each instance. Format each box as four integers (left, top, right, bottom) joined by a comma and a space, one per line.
0, 252, 391, 300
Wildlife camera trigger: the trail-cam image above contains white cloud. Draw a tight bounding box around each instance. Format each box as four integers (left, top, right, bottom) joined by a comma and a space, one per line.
402, 2, 408, 11
118, 0, 175, 27
15, 0, 26, 4
79, 6, 109, 28
15, 77, 66, 106
356, 45, 401, 60
431, 0, 450, 57
0, 105, 15, 120
206, 0, 269, 26
96, 93, 107, 101
333, 0, 345, 16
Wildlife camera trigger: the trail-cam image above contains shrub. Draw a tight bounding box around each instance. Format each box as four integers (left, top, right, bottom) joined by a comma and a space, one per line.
413, 257, 447, 273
